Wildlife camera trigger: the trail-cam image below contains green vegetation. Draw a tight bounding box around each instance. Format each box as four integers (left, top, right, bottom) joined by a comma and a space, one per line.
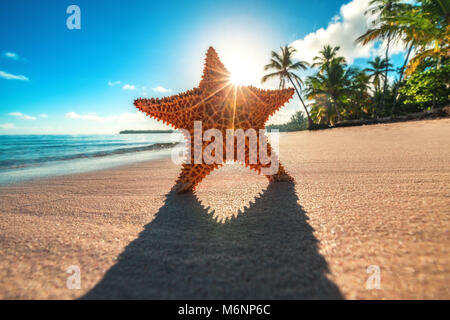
266, 111, 308, 132
262, 0, 449, 129
399, 64, 450, 110
119, 130, 174, 134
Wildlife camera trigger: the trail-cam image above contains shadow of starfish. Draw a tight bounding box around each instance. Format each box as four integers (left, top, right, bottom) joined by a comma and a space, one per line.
82, 181, 342, 299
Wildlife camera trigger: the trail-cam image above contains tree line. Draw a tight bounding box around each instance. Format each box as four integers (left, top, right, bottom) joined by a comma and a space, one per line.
263, 0, 449, 129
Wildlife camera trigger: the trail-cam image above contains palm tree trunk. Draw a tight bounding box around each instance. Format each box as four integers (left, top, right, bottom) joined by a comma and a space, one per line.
382, 34, 391, 113
391, 43, 413, 116
433, 40, 442, 110
371, 81, 377, 118
326, 100, 332, 125
333, 96, 342, 122
436, 40, 442, 70
294, 78, 314, 124
288, 76, 314, 126
376, 80, 381, 118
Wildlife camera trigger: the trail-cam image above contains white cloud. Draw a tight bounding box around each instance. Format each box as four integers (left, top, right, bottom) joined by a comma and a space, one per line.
122, 84, 136, 90
8, 112, 36, 120
108, 80, 121, 86
331, 15, 341, 24
0, 123, 15, 129
290, 0, 405, 64
0, 70, 29, 81
65, 111, 82, 119
82, 113, 104, 121
65, 111, 150, 122
4, 52, 19, 60
39, 114, 48, 118
152, 86, 171, 93
105, 112, 149, 122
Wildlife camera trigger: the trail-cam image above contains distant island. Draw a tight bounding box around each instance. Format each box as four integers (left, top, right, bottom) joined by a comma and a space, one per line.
119, 130, 175, 134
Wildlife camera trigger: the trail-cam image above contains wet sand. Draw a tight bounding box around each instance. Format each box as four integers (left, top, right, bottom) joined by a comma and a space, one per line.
0, 119, 449, 299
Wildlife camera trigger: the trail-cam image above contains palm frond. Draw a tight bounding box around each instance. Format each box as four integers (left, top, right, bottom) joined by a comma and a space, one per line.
290, 61, 309, 70
261, 71, 283, 83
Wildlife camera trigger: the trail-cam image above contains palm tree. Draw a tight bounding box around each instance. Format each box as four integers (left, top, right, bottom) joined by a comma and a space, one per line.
309, 94, 336, 125
356, 0, 449, 114
398, 0, 449, 75
311, 45, 346, 73
348, 68, 373, 118
391, 43, 414, 115
364, 56, 393, 115
305, 58, 353, 122
365, 56, 389, 96
261, 45, 313, 125
357, 0, 402, 107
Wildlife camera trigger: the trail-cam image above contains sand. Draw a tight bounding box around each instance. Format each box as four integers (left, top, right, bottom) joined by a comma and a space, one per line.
0, 119, 449, 299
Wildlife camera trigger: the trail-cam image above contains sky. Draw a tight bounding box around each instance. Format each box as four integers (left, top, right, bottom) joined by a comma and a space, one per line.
0, 0, 408, 134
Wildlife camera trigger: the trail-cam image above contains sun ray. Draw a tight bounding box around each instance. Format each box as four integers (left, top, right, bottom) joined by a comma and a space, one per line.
244, 86, 268, 106
232, 85, 237, 129
139, 82, 233, 116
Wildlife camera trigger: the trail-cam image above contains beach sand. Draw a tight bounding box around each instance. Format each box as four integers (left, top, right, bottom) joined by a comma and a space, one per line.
0, 119, 449, 299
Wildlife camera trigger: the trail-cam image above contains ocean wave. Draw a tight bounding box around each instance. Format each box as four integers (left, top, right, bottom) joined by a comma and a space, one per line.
0, 142, 178, 170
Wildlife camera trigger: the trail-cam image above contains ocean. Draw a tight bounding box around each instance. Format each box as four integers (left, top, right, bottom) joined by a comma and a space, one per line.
0, 133, 183, 184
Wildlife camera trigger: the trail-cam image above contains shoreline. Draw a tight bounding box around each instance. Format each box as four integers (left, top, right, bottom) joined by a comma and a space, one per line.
1, 119, 449, 299
0, 142, 181, 187
2, 114, 447, 187
307, 106, 450, 131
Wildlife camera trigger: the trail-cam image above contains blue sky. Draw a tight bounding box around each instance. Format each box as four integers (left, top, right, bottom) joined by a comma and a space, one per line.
0, 0, 406, 134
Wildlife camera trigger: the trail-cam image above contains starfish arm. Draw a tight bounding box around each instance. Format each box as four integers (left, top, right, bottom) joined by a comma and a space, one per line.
174, 163, 221, 193
246, 87, 295, 126
230, 132, 294, 181
134, 88, 203, 129
245, 141, 294, 182
248, 161, 293, 182
198, 47, 231, 92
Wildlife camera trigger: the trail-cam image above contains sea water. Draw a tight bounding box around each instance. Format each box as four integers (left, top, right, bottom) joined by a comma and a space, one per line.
0, 133, 183, 184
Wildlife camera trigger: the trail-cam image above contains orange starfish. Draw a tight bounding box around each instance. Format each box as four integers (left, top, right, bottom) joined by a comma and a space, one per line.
134, 47, 294, 193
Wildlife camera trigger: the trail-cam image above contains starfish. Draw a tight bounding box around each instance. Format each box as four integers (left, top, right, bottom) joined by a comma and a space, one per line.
134, 47, 295, 193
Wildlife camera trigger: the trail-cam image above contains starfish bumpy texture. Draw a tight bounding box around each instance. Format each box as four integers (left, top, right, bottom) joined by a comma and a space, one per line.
134, 47, 295, 193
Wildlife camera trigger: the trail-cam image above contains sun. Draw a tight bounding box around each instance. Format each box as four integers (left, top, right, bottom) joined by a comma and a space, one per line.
226, 58, 256, 86
229, 68, 249, 86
